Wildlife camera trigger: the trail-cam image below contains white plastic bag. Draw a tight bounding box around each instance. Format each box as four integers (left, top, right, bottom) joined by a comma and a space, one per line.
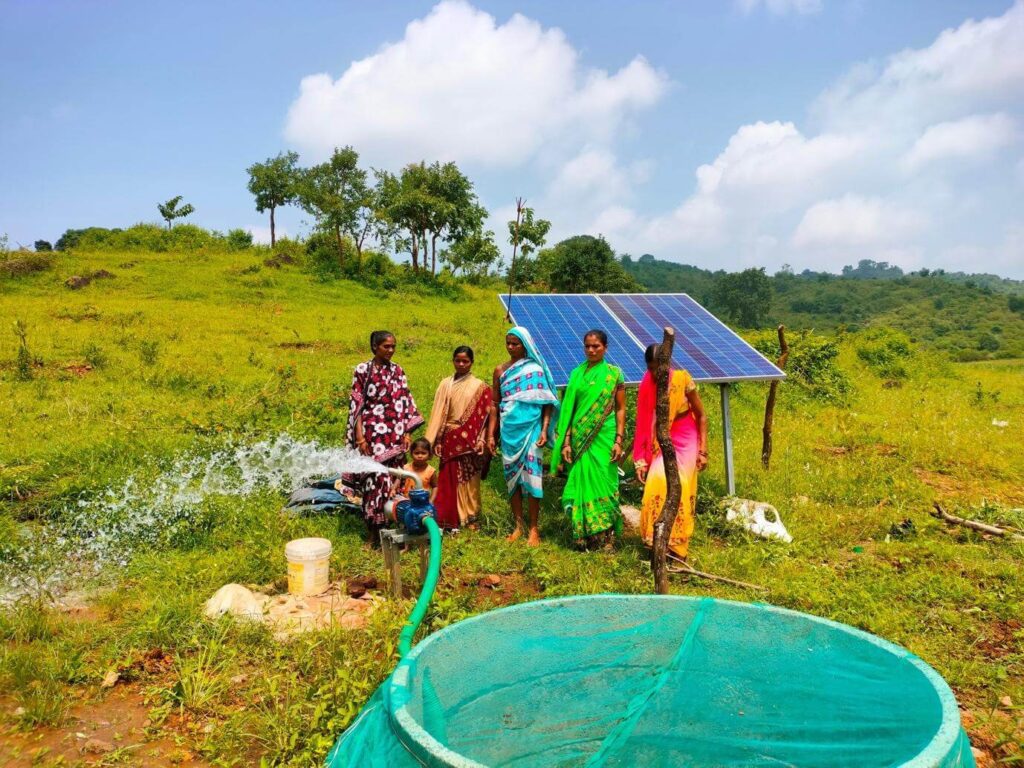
724, 498, 793, 543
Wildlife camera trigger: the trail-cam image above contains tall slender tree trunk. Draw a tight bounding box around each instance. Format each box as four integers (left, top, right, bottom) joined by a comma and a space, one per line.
270, 206, 276, 248
334, 225, 345, 266
505, 197, 525, 322
431, 234, 439, 276
411, 234, 419, 271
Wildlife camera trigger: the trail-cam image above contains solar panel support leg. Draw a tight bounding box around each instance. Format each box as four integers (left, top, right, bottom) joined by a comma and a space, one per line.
720, 384, 735, 496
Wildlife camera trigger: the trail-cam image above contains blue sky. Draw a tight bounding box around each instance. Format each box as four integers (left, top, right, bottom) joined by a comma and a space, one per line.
2, 0, 1021, 276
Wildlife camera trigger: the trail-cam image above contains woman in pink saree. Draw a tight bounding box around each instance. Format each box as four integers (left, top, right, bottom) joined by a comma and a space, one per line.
632, 344, 709, 560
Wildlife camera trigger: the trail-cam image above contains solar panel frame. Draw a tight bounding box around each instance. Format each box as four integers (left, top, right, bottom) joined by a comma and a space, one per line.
601, 293, 785, 384
499, 294, 649, 386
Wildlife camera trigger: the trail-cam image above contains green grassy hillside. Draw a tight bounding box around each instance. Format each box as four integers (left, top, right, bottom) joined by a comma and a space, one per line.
1, 247, 1022, 765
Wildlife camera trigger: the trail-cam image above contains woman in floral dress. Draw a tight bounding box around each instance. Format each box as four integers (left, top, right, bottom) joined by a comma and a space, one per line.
347, 330, 424, 544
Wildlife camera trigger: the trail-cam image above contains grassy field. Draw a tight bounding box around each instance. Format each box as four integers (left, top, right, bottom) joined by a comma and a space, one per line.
1, 248, 1022, 765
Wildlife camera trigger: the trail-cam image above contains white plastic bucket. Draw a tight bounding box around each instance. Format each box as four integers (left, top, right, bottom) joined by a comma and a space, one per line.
285, 537, 332, 596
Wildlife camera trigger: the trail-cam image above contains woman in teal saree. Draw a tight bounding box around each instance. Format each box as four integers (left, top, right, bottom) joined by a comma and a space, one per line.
551, 330, 627, 548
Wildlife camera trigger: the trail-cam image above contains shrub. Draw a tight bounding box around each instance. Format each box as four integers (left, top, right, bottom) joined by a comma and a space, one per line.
226, 228, 254, 250
855, 328, 914, 379
34, 240, 52, 252
749, 330, 852, 403
0, 253, 53, 279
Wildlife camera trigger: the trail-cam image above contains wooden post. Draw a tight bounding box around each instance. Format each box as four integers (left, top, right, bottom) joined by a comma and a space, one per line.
504, 197, 525, 322
761, 325, 789, 469
720, 384, 735, 496
652, 327, 682, 595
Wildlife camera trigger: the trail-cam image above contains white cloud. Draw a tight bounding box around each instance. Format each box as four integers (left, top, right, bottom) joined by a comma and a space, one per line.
902, 113, 1018, 171
792, 195, 926, 248
284, 0, 667, 167
590, 2, 1024, 276
737, 0, 822, 15
813, 2, 1024, 131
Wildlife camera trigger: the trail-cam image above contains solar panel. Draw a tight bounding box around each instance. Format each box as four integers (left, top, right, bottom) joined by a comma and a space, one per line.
499, 293, 784, 387
601, 293, 785, 383
500, 294, 649, 385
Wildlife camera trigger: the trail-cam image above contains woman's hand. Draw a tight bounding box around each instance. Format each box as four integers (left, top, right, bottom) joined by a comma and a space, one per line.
696, 451, 709, 472
536, 433, 547, 449
402, 433, 411, 450
487, 436, 497, 455
357, 439, 371, 457
610, 443, 623, 462
561, 441, 572, 463
474, 438, 486, 456
634, 461, 648, 483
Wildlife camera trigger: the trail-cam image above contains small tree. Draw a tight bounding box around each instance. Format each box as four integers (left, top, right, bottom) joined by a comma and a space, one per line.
296, 146, 379, 265
504, 201, 551, 312
247, 151, 299, 247
34, 240, 53, 252
444, 229, 500, 280
157, 196, 195, 229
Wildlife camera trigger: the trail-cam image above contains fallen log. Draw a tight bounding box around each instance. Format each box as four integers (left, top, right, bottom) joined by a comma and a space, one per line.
930, 502, 1024, 541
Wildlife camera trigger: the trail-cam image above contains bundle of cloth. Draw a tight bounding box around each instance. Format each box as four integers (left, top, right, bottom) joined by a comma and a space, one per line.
284, 476, 363, 515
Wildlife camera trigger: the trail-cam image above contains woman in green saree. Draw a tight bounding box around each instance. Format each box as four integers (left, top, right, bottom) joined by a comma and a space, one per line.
551, 329, 627, 548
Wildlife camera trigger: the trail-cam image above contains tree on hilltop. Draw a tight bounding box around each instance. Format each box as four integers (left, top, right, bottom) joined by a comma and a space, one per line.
376, 161, 484, 274
296, 146, 385, 264
157, 196, 195, 229
247, 151, 299, 247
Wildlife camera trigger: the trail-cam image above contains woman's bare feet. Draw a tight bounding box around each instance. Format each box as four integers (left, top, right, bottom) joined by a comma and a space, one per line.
506, 527, 523, 542
527, 528, 541, 547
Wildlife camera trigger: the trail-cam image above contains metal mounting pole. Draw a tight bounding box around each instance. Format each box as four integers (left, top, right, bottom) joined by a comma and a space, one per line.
720, 383, 735, 496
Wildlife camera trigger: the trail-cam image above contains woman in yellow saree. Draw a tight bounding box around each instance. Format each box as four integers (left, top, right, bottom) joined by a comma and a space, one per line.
551, 330, 627, 548
632, 343, 709, 560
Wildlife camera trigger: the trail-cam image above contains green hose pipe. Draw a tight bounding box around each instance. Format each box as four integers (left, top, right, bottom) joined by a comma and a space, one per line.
397, 516, 442, 658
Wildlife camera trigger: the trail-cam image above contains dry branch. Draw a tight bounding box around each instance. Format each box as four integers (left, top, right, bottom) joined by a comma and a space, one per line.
666, 553, 767, 591
930, 502, 1024, 541
652, 328, 681, 594
761, 324, 789, 469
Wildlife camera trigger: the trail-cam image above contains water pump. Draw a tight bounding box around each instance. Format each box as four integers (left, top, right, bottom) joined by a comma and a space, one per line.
393, 488, 436, 535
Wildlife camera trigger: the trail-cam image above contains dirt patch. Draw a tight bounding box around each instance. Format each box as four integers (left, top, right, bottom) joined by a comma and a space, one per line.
974, 618, 1022, 660
0, 688, 211, 767
61, 362, 94, 377
65, 270, 115, 290
814, 445, 851, 456
463, 572, 543, 609
276, 340, 349, 353
263, 253, 297, 269
960, 705, 1022, 766
914, 468, 1024, 506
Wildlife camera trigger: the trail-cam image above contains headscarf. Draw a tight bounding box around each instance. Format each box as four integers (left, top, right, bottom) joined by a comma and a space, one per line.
507, 326, 559, 395
505, 326, 560, 442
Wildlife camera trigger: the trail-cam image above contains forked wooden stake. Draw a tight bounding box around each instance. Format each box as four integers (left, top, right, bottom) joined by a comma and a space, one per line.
652, 327, 681, 595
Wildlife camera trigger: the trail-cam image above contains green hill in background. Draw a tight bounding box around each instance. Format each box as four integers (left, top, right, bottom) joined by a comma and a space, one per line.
623, 254, 1024, 361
